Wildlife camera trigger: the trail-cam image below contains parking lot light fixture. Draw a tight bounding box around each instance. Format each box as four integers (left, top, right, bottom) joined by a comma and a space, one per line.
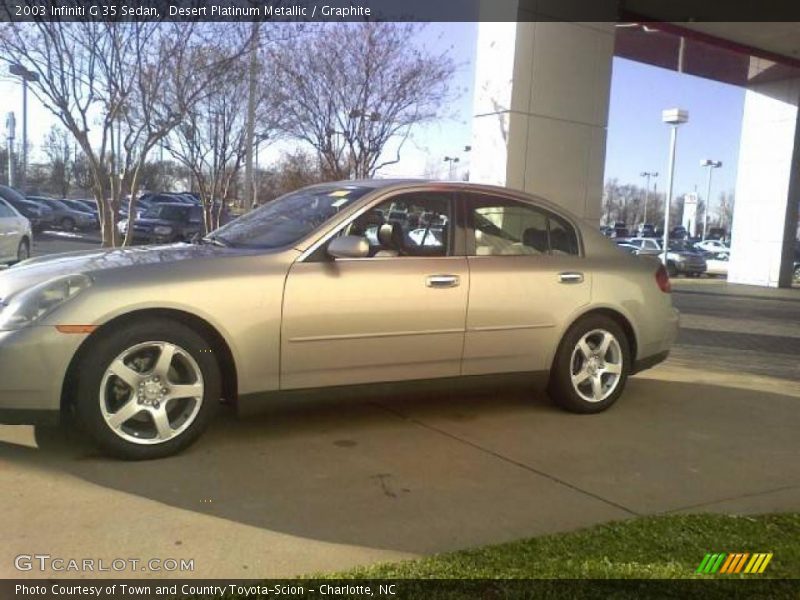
639, 171, 658, 227
9, 63, 39, 191
700, 159, 722, 240
661, 108, 688, 264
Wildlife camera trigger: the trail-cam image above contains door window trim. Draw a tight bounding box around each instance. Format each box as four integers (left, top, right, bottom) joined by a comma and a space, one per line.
461, 192, 584, 258
301, 189, 465, 262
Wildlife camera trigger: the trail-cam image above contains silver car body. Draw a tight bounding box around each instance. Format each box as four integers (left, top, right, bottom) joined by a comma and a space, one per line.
0, 198, 32, 266
0, 181, 679, 423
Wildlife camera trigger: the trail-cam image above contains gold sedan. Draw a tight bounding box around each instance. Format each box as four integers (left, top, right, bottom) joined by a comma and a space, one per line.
0, 181, 678, 459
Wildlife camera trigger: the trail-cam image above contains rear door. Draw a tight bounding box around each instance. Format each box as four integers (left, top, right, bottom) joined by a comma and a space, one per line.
462, 192, 591, 375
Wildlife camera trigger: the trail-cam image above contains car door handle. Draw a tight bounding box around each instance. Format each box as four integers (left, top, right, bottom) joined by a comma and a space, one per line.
558, 272, 584, 284
426, 274, 460, 288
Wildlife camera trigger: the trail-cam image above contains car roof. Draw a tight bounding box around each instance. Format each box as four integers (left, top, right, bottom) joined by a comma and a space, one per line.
304, 179, 584, 223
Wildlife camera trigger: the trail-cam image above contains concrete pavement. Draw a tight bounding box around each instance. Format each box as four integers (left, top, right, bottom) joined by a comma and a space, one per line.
0, 282, 798, 579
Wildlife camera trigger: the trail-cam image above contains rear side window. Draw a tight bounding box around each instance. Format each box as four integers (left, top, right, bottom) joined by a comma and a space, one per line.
466, 194, 580, 257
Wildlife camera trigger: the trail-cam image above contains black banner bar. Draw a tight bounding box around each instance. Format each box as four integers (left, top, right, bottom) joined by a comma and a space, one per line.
3, 579, 800, 600
3, 0, 800, 23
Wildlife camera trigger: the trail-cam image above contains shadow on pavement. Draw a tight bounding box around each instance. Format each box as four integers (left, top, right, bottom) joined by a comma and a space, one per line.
0, 377, 798, 554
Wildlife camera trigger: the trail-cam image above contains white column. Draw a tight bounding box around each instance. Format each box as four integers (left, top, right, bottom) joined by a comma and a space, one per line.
470, 21, 614, 222
728, 78, 800, 288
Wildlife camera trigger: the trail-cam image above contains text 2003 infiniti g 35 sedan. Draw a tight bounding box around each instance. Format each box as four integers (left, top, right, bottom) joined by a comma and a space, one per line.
0, 181, 678, 459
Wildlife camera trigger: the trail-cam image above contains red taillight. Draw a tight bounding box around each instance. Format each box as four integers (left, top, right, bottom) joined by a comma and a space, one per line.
655, 264, 671, 293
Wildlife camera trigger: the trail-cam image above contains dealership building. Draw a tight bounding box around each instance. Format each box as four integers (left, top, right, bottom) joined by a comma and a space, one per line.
470, 10, 800, 287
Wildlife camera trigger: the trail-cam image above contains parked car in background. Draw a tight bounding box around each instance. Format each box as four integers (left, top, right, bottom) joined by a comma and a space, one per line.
637, 223, 657, 238
0, 180, 679, 459
118, 202, 203, 244
28, 196, 96, 232
670, 226, 688, 240
120, 199, 153, 220
0, 197, 32, 265
695, 239, 730, 254
141, 193, 196, 207
615, 243, 641, 255
61, 199, 100, 229
704, 251, 729, 277
665, 240, 707, 277
707, 227, 727, 241
624, 237, 662, 256
0, 186, 54, 232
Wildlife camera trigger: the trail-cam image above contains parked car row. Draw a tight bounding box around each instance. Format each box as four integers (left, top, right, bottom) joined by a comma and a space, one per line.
614, 236, 721, 278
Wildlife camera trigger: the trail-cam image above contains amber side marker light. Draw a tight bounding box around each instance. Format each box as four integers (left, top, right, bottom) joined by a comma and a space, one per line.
55, 325, 97, 334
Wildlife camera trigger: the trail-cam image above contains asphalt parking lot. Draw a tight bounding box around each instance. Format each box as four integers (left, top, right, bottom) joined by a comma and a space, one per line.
0, 246, 798, 578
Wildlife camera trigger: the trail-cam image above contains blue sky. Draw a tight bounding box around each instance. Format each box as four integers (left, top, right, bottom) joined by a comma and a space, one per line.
0, 23, 745, 196
605, 57, 744, 196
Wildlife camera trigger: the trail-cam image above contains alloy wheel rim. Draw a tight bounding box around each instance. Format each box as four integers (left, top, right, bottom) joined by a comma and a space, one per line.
569, 329, 623, 403
99, 341, 204, 445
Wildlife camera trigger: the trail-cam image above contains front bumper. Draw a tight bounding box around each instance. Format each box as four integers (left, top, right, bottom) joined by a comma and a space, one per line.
0, 326, 86, 425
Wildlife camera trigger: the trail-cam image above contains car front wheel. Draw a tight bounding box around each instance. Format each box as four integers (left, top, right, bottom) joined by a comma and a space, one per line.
73, 319, 221, 460
548, 315, 631, 414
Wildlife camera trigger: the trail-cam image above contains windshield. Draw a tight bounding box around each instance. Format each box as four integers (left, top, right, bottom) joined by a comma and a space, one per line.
211, 185, 372, 249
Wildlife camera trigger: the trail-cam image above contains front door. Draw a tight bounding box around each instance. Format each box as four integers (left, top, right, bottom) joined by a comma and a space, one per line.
280, 191, 468, 389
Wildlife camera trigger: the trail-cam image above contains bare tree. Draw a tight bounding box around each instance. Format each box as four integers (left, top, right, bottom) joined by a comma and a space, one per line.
42, 126, 74, 198
271, 22, 457, 180
0, 20, 252, 246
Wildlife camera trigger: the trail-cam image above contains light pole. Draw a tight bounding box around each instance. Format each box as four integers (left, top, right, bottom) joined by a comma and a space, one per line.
661, 108, 688, 264
443, 156, 460, 179
5, 112, 15, 187
700, 159, 722, 240
639, 171, 658, 227
9, 64, 39, 191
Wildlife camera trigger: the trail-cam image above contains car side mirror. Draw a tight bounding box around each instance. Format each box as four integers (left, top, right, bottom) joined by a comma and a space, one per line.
328, 235, 369, 259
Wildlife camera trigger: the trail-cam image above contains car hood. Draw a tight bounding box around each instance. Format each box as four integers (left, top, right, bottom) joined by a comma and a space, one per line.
0, 243, 228, 300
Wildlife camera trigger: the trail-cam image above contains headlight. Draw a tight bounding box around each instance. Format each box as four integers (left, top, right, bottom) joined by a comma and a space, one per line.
0, 274, 92, 331
154, 225, 173, 236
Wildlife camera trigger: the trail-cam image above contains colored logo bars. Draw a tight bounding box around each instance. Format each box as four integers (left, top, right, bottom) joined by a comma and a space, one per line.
696, 552, 773, 574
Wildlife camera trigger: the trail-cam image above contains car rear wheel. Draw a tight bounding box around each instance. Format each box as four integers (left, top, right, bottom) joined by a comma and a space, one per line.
548, 315, 631, 414
16, 238, 30, 263
61, 217, 76, 231
73, 319, 221, 460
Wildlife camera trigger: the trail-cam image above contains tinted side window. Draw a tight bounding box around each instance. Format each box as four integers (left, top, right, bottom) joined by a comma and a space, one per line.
549, 214, 579, 256
342, 191, 453, 258
466, 195, 580, 257
0, 199, 12, 218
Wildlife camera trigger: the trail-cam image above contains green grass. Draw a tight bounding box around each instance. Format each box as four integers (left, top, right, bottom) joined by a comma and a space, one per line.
329, 513, 800, 579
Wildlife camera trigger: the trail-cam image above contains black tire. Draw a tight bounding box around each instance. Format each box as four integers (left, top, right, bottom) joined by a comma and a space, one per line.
15, 238, 30, 263
548, 314, 631, 414
61, 217, 76, 232
72, 318, 221, 460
